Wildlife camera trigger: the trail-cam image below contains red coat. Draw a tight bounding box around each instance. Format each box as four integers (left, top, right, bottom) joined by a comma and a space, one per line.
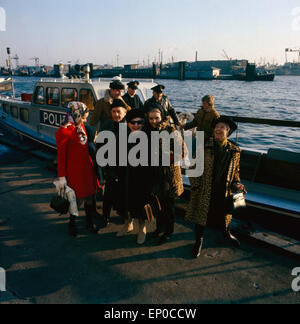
56, 123, 97, 199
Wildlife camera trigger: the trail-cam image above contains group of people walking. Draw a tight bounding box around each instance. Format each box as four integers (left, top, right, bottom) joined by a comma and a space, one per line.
55, 78, 246, 258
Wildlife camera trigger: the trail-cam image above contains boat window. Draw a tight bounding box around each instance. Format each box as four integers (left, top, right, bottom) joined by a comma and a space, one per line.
62, 88, 78, 107
10, 106, 19, 119
20, 108, 29, 123
46, 87, 60, 106
34, 86, 45, 105
79, 89, 96, 110
3, 104, 9, 114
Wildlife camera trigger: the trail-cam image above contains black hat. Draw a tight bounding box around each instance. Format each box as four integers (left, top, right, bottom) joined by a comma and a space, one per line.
110, 99, 127, 110
212, 116, 238, 136
151, 84, 165, 93
126, 109, 145, 123
110, 80, 125, 90
127, 81, 140, 90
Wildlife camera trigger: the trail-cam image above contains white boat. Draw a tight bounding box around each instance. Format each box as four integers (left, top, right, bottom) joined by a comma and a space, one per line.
0, 72, 156, 151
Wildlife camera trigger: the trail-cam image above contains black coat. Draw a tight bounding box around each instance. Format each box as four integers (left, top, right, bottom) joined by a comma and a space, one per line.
143, 95, 179, 125
123, 93, 144, 111
118, 129, 162, 220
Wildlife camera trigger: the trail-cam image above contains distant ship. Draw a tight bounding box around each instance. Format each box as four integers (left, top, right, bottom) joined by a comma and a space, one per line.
275, 63, 300, 76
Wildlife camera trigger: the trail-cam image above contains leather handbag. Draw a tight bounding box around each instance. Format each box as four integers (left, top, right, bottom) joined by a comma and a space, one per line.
144, 195, 162, 223
50, 195, 70, 215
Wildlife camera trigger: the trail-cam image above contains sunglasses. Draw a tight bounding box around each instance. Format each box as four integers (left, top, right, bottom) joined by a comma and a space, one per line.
129, 120, 144, 125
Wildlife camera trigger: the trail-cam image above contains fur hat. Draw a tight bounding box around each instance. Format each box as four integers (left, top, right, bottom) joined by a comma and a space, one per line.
110, 99, 127, 110
110, 80, 125, 90
126, 109, 145, 123
212, 116, 238, 136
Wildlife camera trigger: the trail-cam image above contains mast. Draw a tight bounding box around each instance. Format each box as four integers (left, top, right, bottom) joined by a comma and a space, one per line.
6, 48, 15, 98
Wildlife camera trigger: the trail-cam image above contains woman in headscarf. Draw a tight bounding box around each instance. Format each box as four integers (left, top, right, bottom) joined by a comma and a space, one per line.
56, 102, 102, 237
186, 116, 246, 258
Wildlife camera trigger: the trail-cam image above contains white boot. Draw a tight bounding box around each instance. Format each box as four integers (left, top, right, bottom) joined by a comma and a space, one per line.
117, 218, 134, 237
137, 219, 147, 245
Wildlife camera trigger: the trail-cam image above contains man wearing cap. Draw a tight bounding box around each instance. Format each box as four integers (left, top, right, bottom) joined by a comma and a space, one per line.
143, 84, 181, 126
123, 81, 144, 111
90, 79, 130, 130
97, 99, 130, 229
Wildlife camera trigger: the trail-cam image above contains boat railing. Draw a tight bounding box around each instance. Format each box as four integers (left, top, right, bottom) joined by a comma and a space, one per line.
228, 116, 300, 128
176, 108, 300, 128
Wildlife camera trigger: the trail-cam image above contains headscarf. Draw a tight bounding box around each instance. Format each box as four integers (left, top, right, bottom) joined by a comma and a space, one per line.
67, 102, 89, 145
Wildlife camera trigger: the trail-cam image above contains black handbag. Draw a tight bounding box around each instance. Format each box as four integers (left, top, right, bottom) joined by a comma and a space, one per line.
50, 195, 70, 215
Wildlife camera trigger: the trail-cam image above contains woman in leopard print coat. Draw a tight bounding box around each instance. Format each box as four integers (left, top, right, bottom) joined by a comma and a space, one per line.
186, 116, 246, 258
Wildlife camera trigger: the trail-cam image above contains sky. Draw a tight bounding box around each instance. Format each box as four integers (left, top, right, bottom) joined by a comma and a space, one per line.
0, 0, 300, 67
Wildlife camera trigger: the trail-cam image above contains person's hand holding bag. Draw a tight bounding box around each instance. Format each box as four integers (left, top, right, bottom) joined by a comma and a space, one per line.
57, 177, 67, 197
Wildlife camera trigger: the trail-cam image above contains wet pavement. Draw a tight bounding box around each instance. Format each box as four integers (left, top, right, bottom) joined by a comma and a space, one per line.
0, 153, 299, 304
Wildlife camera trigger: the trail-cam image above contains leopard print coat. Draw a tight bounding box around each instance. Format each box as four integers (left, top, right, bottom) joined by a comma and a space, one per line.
185, 138, 241, 229
158, 118, 185, 199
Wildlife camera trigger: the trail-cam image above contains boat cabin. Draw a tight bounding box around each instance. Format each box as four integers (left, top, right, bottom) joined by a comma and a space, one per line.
0, 77, 157, 149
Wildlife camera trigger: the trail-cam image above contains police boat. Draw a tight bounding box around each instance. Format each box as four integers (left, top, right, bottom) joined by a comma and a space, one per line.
0, 68, 157, 153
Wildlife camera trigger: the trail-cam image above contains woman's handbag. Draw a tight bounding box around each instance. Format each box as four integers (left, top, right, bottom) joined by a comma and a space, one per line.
144, 195, 162, 223
50, 195, 70, 215
227, 191, 247, 214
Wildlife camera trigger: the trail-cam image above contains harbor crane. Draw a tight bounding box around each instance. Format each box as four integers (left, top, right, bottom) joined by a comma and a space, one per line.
12, 54, 20, 68
222, 50, 232, 61
30, 57, 40, 68
285, 48, 300, 63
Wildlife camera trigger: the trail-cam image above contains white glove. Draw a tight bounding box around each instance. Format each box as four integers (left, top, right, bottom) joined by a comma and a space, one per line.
57, 177, 67, 198
181, 157, 192, 169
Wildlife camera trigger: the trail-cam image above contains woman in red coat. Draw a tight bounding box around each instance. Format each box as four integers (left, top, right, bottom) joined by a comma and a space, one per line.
56, 102, 101, 237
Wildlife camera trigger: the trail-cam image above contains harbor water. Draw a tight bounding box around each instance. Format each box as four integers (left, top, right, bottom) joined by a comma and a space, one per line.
1, 76, 300, 154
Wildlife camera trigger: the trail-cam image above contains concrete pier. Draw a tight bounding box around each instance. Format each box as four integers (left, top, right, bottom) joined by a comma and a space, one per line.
0, 150, 299, 304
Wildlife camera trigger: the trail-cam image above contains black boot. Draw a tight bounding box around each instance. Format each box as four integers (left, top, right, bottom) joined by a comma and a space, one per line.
68, 215, 78, 237
224, 230, 240, 247
192, 225, 205, 259
88, 199, 104, 221
151, 229, 162, 239
85, 204, 100, 234
158, 234, 172, 245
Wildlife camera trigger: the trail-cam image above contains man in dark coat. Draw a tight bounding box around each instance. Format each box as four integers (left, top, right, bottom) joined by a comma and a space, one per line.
143, 84, 181, 126
123, 81, 144, 110
97, 99, 129, 228
90, 79, 130, 131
